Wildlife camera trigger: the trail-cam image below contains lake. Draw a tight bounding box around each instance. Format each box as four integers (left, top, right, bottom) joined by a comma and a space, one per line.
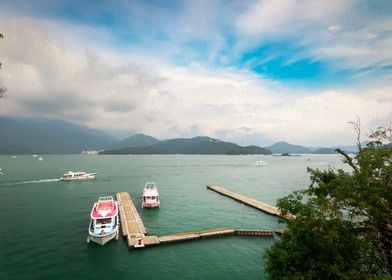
0, 154, 345, 279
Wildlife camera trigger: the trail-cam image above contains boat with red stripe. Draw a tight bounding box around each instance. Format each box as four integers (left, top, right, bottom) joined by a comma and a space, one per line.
87, 196, 119, 245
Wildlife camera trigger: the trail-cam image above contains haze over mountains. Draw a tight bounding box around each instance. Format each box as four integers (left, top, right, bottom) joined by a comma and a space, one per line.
0, 117, 116, 154
0, 117, 361, 154
101, 135, 272, 155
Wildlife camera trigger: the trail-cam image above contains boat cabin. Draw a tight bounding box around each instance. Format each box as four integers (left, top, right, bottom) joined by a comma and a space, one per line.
142, 182, 160, 208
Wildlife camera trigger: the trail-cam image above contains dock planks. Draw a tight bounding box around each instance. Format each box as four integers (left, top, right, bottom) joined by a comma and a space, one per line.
235, 229, 283, 237
159, 228, 235, 244
116, 191, 285, 250
207, 185, 295, 220
116, 192, 154, 249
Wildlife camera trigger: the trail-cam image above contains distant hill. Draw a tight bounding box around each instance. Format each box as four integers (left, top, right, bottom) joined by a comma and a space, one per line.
0, 117, 116, 154
226, 145, 271, 155
110, 133, 160, 149
312, 148, 337, 154
265, 141, 362, 154
332, 142, 368, 153
1, 116, 374, 155
101, 136, 272, 155
265, 141, 312, 154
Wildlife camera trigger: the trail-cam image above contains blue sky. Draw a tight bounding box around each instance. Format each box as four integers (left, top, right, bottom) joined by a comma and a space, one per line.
0, 0, 391, 146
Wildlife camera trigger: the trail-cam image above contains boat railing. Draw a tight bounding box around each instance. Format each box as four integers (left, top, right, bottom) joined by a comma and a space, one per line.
98, 196, 114, 202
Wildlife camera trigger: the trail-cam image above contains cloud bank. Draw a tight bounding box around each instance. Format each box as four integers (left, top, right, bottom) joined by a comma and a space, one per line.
0, 1, 391, 146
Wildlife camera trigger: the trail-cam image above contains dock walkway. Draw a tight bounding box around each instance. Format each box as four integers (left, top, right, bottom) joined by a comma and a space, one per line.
116, 191, 285, 250
159, 228, 235, 244
207, 185, 295, 220
116, 192, 159, 248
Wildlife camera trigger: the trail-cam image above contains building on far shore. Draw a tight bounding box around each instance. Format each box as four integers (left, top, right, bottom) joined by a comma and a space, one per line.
81, 150, 99, 155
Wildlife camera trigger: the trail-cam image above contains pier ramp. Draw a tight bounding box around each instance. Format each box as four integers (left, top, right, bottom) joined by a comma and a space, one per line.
207, 185, 295, 220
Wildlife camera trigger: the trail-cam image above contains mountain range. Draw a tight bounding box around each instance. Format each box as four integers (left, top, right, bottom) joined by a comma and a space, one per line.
264, 141, 360, 154
110, 133, 160, 150
0, 117, 367, 154
0, 117, 116, 154
101, 135, 272, 155
265, 141, 312, 154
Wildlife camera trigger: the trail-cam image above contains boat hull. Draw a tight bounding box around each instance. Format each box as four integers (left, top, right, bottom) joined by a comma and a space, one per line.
60, 171, 97, 181
88, 230, 118, 246
60, 175, 95, 181
142, 201, 160, 208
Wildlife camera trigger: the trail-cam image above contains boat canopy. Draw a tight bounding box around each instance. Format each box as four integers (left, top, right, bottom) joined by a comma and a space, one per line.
97, 196, 115, 211
143, 182, 159, 197
91, 196, 118, 219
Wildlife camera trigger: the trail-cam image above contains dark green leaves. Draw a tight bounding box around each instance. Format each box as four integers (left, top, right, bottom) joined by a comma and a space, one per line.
265, 129, 392, 279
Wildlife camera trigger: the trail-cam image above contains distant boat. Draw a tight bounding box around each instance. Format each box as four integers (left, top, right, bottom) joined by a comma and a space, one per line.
87, 196, 119, 245
0, 168, 3, 176
59, 171, 97, 181
255, 160, 266, 166
142, 182, 160, 208
12, 156, 16, 159
32, 154, 38, 157
38, 157, 43, 161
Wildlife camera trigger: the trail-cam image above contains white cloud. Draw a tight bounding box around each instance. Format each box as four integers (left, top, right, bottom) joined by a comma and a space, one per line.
235, 0, 392, 72
235, 0, 348, 44
0, 17, 391, 147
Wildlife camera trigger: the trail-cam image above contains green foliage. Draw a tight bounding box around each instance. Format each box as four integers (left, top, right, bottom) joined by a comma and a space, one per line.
265, 129, 392, 279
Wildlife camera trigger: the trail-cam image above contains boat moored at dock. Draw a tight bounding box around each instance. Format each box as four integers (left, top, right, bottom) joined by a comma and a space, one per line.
142, 182, 160, 208
60, 171, 97, 181
88, 196, 119, 246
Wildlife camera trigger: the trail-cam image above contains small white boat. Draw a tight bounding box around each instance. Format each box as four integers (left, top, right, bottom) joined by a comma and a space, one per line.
59, 171, 97, 181
88, 196, 119, 246
0, 168, 3, 176
255, 160, 266, 166
38, 157, 43, 161
142, 182, 160, 208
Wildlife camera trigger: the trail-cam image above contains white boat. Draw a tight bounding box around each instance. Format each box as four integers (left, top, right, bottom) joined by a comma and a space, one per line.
38, 157, 43, 161
0, 168, 3, 176
142, 182, 160, 208
59, 171, 97, 181
87, 196, 119, 246
255, 160, 266, 166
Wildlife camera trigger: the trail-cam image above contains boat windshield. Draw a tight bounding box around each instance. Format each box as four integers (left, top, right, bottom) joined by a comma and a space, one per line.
96, 218, 112, 225
145, 182, 156, 189
144, 196, 159, 201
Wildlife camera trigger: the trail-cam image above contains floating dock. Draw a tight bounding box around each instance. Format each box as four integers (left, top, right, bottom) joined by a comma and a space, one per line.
207, 185, 295, 220
116, 191, 281, 250
235, 229, 282, 237
159, 228, 235, 245
116, 192, 159, 249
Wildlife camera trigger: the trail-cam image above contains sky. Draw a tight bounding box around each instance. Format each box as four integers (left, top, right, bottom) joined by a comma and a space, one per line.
0, 0, 391, 146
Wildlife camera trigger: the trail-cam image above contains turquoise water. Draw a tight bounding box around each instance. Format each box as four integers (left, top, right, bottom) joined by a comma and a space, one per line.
0, 154, 344, 279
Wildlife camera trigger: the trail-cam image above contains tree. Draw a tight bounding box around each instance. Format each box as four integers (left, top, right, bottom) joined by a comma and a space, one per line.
0, 32, 6, 98
264, 127, 392, 279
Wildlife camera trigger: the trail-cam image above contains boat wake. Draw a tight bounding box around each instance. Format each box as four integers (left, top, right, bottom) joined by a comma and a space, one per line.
0, 178, 60, 187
